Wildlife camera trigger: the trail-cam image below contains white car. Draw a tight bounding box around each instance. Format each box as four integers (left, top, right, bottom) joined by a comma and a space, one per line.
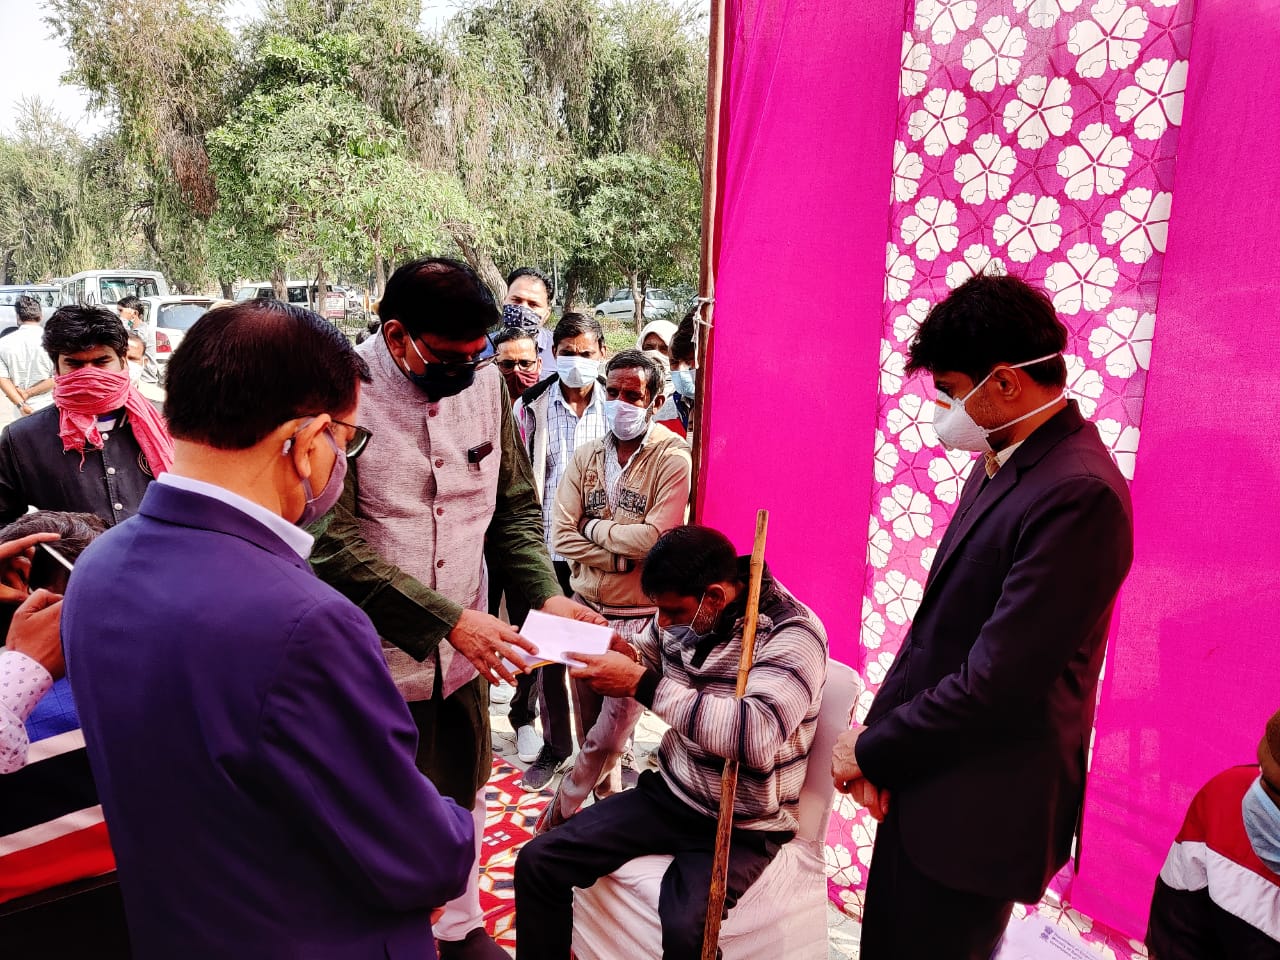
0, 285, 59, 331
594, 288, 678, 322
234, 281, 316, 309
139, 296, 215, 365
59, 269, 170, 308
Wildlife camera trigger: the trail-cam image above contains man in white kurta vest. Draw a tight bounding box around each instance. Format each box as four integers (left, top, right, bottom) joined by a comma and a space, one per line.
311, 257, 605, 959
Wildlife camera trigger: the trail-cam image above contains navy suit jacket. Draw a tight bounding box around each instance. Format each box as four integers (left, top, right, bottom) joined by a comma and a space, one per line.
858, 402, 1134, 903
64, 482, 474, 959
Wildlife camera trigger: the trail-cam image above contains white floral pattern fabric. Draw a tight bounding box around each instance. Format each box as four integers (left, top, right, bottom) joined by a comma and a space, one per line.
826, 1, 1195, 954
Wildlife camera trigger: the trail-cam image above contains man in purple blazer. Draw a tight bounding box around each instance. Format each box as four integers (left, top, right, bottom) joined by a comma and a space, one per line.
63, 300, 474, 959
832, 275, 1135, 959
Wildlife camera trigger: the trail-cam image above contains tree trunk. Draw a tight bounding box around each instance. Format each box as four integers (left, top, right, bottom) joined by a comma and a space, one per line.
1, 250, 13, 286
375, 256, 387, 299
271, 265, 287, 301
219, 278, 233, 299
450, 226, 507, 306
561, 271, 581, 313
315, 262, 328, 312
629, 270, 643, 332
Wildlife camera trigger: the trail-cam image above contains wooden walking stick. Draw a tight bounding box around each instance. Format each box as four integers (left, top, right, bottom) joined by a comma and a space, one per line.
700, 509, 769, 960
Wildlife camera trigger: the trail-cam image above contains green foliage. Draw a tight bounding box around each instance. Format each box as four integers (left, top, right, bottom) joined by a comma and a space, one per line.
0, 99, 93, 282
39, 0, 707, 297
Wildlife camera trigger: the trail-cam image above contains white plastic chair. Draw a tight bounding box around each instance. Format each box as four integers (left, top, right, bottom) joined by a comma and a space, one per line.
571, 659, 859, 959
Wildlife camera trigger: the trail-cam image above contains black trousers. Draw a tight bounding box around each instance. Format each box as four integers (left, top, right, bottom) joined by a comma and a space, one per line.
860, 810, 1015, 960
514, 771, 789, 960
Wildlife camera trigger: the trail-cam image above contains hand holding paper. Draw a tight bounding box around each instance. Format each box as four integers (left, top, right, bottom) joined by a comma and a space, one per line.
511, 609, 613, 669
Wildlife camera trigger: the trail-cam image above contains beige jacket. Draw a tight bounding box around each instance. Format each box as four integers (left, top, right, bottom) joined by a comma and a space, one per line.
552, 422, 692, 610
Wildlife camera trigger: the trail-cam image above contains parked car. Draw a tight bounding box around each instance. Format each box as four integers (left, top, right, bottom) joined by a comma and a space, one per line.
234, 281, 317, 309
59, 269, 170, 309
593, 288, 678, 322
0, 284, 60, 332
139, 296, 215, 366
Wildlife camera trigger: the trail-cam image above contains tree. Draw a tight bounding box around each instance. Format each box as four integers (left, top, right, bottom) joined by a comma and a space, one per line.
576, 152, 700, 329
0, 98, 91, 283
46, 0, 234, 288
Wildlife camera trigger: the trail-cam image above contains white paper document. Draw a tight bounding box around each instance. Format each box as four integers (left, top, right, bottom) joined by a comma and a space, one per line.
992, 916, 1107, 960
510, 609, 613, 668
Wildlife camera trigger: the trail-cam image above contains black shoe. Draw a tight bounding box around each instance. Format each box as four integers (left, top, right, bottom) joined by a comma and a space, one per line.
521, 746, 568, 792
437, 927, 510, 959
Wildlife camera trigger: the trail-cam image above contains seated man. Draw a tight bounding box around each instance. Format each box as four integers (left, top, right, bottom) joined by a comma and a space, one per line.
0, 305, 173, 527
1146, 707, 1280, 959
514, 525, 828, 959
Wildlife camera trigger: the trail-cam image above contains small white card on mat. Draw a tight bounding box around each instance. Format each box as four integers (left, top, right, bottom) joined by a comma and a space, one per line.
511, 609, 613, 668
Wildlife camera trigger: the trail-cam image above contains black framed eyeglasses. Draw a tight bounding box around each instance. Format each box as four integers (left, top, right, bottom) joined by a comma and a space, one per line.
331, 419, 373, 460
495, 358, 539, 372
411, 334, 497, 376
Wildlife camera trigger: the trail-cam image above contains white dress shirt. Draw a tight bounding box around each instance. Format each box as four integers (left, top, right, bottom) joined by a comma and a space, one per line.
0, 649, 54, 773
0, 324, 55, 413
157, 473, 314, 559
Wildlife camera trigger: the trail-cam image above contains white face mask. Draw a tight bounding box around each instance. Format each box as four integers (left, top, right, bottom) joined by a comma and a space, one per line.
127, 360, 144, 384
931, 353, 1064, 453
557, 355, 600, 389
605, 399, 652, 441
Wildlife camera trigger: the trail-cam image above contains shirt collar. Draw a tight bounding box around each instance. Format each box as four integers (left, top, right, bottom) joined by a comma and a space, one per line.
993, 440, 1024, 468
552, 379, 603, 409
157, 473, 314, 559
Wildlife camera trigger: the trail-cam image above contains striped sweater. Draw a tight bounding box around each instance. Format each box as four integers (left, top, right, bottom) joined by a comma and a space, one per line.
633, 565, 828, 833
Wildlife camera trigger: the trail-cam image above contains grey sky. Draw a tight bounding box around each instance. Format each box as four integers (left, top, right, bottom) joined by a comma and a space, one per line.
0, 0, 466, 136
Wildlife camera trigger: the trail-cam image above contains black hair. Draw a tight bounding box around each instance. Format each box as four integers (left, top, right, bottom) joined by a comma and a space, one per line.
671, 306, 698, 365
380, 257, 497, 341
552, 311, 604, 350
906, 274, 1067, 387
14, 295, 42, 325
164, 300, 371, 450
494, 326, 537, 348
116, 295, 143, 314
606, 349, 662, 401
641, 526, 739, 599
43, 305, 128, 364
0, 511, 107, 592
506, 266, 554, 304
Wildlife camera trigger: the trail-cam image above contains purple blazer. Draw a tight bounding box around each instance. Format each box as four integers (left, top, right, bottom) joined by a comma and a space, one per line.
64, 481, 473, 959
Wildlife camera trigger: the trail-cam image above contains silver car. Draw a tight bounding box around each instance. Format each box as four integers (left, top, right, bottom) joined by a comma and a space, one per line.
594, 288, 677, 322
139, 296, 215, 365
0, 285, 60, 332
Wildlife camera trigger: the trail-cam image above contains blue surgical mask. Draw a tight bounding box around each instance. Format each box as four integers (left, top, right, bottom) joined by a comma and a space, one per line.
671, 368, 696, 399
660, 595, 714, 649
1243, 776, 1280, 875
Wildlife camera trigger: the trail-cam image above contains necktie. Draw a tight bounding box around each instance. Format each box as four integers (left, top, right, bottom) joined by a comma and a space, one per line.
984, 450, 1000, 478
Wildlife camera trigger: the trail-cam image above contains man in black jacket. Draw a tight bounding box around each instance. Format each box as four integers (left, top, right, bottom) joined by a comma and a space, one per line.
831, 275, 1135, 958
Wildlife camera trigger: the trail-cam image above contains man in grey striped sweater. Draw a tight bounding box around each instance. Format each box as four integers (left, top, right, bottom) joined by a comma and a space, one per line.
514, 525, 828, 959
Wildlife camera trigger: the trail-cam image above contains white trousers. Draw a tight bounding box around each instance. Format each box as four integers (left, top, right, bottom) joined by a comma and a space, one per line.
434, 786, 488, 941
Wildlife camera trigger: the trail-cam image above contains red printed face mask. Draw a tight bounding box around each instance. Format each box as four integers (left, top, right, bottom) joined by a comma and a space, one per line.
52, 364, 174, 475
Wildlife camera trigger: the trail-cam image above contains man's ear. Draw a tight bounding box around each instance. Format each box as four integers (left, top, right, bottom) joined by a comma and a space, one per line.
989, 366, 1023, 400
284, 416, 331, 482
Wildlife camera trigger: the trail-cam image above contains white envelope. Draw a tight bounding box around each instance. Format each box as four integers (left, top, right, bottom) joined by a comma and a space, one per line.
510, 609, 613, 668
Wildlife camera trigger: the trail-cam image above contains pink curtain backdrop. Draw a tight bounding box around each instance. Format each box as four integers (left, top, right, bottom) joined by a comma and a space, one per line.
697, 0, 903, 665
1072, 0, 1280, 936
700, 0, 1280, 948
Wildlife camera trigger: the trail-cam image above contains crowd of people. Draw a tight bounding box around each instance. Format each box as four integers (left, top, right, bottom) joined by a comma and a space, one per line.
0, 261, 1274, 960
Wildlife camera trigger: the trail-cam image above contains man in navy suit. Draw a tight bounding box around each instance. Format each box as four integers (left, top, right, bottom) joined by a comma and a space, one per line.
63, 300, 474, 959
832, 275, 1135, 959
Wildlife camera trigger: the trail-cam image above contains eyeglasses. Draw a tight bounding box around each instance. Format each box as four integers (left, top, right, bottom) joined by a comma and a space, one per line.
495, 358, 539, 372
330, 419, 373, 460
410, 334, 497, 376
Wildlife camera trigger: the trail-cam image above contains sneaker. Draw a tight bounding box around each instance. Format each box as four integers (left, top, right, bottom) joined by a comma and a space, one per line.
516, 724, 542, 764
521, 746, 568, 792
489, 681, 515, 705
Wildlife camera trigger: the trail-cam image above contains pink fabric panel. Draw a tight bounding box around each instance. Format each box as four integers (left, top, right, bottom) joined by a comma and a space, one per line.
1073, 0, 1280, 936
698, 0, 903, 665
